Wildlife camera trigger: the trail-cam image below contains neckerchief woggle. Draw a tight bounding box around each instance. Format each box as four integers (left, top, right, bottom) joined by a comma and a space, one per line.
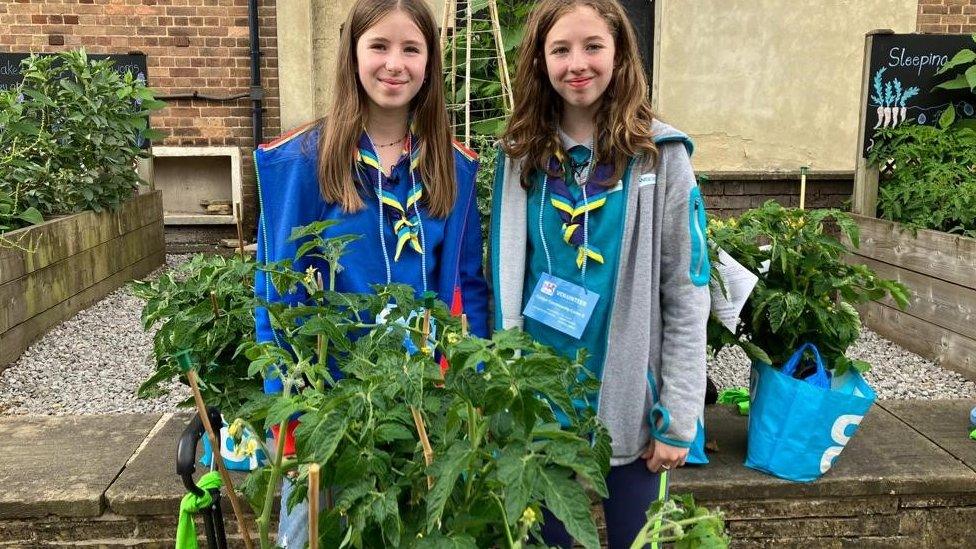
357, 132, 424, 261
546, 149, 614, 268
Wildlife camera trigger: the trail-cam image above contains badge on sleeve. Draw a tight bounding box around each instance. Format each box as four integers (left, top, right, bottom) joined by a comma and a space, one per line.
522, 273, 599, 339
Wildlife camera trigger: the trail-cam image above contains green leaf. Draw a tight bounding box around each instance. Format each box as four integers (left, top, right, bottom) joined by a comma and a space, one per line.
935, 74, 970, 91
17, 207, 43, 226
414, 533, 479, 549
935, 48, 976, 74
538, 468, 600, 549
294, 410, 348, 464
426, 440, 472, 533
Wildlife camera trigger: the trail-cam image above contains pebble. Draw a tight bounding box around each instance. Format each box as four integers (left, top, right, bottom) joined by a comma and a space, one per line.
707, 329, 976, 400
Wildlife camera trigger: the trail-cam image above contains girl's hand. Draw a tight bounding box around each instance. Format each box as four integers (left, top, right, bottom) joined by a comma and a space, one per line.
641, 439, 689, 473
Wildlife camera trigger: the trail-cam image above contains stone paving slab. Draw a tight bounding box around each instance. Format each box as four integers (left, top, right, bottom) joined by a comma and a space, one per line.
0, 414, 160, 519
879, 399, 976, 471
672, 401, 976, 501
105, 412, 252, 517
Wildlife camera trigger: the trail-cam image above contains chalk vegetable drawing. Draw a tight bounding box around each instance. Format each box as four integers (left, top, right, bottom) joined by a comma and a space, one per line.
870, 67, 920, 129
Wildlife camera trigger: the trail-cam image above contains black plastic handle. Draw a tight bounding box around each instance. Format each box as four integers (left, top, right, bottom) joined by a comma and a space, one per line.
176, 406, 223, 496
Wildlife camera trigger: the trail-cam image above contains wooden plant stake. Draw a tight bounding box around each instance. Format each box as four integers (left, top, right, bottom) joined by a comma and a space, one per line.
308, 463, 320, 549
234, 203, 246, 258
174, 350, 255, 549
209, 291, 220, 317
799, 166, 809, 210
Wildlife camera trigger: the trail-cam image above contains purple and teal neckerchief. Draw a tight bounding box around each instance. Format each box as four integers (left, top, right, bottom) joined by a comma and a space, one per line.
540, 146, 614, 281
358, 129, 428, 293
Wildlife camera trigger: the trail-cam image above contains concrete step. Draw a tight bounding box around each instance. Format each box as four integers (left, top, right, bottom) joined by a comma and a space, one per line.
1, 400, 975, 547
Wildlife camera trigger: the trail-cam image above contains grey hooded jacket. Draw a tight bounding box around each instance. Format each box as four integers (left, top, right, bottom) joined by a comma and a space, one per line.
489, 120, 710, 466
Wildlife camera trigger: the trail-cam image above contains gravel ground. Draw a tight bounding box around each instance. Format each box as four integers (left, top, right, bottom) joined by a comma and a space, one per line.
2, 253, 975, 415
707, 328, 976, 400
0, 255, 192, 416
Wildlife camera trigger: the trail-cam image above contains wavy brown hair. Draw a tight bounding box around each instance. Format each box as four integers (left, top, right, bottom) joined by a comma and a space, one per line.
317, 0, 456, 217
501, 0, 657, 188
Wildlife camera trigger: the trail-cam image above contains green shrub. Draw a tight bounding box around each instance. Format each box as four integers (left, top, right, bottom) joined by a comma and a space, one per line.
0, 49, 164, 233
868, 122, 976, 238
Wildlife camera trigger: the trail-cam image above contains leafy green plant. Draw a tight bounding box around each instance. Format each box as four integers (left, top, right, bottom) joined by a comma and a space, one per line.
0, 49, 164, 235
934, 33, 976, 94
629, 495, 728, 549
228, 220, 608, 548
706, 202, 910, 373
868, 122, 976, 237
131, 253, 264, 416
443, 1, 533, 137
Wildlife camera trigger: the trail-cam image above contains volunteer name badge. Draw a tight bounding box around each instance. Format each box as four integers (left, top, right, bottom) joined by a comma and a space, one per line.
523, 273, 599, 339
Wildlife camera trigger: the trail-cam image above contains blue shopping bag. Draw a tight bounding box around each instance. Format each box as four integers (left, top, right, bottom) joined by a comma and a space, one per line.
745, 342, 876, 482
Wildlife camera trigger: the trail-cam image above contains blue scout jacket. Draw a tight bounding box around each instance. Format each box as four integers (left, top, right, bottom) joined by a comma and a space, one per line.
253, 121, 490, 396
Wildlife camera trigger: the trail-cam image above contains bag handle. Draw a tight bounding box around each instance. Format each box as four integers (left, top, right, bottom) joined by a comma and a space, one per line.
781, 342, 831, 389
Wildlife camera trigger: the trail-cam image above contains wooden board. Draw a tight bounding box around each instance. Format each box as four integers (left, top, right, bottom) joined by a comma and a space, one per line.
848, 214, 976, 289
857, 300, 976, 381
848, 255, 976, 341
0, 191, 162, 285
0, 221, 164, 333
0, 249, 165, 370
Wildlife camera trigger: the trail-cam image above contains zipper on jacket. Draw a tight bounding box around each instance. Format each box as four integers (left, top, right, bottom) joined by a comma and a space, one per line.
688, 187, 710, 287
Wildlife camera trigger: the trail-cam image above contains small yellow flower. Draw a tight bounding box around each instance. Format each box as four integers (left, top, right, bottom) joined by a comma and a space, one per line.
303, 266, 318, 287
420, 345, 433, 356
520, 507, 538, 526
446, 332, 461, 345
228, 418, 245, 440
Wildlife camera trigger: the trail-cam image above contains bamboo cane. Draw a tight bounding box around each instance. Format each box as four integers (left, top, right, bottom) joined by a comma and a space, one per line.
487, 0, 513, 112
234, 203, 245, 258
308, 463, 320, 549
209, 291, 220, 318
450, 0, 457, 127
799, 166, 809, 210
412, 306, 436, 488
464, 0, 472, 145
175, 352, 255, 549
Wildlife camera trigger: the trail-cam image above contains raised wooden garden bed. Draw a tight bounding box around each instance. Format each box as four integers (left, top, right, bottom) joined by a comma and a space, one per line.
0, 191, 165, 371
845, 214, 976, 381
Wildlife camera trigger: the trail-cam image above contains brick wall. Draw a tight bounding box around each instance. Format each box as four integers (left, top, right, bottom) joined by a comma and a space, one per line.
917, 0, 976, 32
701, 177, 854, 220
0, 0, 280, 231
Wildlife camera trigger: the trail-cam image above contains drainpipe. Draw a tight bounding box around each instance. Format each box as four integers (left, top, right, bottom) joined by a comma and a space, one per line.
248, 0, 264, 148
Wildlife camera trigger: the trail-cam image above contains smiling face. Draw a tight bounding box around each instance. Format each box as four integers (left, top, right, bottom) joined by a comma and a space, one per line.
355, 9, 428, 114
543, 5, 616, 116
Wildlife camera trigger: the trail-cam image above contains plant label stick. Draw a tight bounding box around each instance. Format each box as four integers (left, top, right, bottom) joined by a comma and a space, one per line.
175, 350, 255, 549
308, 463, 320, 549
799, 166, 809, 210
234, 202, 245, 258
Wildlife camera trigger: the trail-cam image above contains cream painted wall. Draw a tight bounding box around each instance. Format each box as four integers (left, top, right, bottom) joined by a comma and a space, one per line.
277, 0, 445, 133
653, 0, 918, 173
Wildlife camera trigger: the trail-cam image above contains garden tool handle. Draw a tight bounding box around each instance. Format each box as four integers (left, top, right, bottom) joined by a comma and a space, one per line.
177, 406, 223, 497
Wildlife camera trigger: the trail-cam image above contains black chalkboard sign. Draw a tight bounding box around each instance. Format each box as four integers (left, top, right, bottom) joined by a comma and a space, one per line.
862, 34, 974, 157
0, 52, 147, 93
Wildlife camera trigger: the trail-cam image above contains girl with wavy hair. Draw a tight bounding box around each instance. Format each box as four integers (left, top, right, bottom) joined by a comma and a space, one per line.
253, 0, 489, 545
490, 0, 710, 546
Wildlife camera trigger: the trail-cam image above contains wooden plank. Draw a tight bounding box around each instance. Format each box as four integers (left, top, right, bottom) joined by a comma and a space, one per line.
0, 191, 162, 285
849, 214, 976, 289
852, 32, 881, 217
0, 220, 164, 333
857, 300, 976, 382
0, 249, 165, 371
849, 255, 976, 341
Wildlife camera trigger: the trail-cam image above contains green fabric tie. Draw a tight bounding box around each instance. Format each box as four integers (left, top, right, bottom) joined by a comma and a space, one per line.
176, 471, 223, 549
717, 387, 751, 416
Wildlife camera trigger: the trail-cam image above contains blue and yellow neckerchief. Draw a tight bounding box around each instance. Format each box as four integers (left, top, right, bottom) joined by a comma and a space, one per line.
545, 149, 614, 268
357, 133, 424, 261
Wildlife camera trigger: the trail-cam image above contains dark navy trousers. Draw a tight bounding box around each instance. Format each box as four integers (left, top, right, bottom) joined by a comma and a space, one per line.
538, 458, 669, 549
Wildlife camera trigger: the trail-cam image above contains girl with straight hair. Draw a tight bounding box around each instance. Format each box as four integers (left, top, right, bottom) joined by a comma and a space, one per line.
253, 0, 489, 545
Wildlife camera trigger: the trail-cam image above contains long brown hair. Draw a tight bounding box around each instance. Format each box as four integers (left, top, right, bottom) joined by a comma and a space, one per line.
502, 0, 657, 188
317, 0, 456, 217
